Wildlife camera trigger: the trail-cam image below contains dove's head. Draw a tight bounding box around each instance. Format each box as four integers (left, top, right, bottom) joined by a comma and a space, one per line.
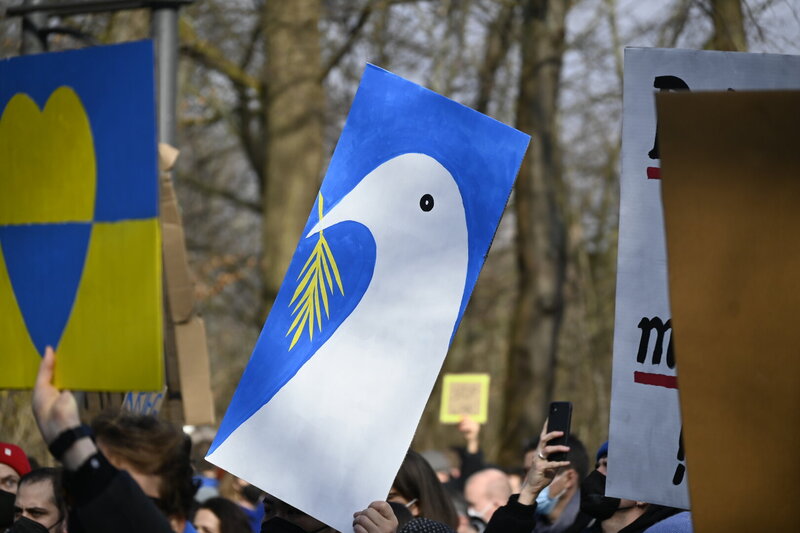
307, 153, 467, 253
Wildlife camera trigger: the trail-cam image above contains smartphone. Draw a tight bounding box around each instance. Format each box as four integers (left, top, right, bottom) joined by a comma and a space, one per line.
546, 401, 572, 462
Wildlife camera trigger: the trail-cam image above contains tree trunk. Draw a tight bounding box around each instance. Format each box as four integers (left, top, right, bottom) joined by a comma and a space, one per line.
499, 0, 569, 465
708, 0, 746, 51
260, 0, 325, 319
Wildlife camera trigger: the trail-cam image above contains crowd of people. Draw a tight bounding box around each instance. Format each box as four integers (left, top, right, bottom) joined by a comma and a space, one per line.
1, 348, 692, 533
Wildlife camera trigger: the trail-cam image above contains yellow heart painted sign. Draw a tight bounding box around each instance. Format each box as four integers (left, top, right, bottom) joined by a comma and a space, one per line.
0, 42, 162, 391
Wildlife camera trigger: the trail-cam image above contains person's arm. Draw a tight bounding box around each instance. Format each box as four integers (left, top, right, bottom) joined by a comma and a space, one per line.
353, 501, 398, 533
33, 347, 173, 533
485, 422, 570, 533
455, 416, 485, 485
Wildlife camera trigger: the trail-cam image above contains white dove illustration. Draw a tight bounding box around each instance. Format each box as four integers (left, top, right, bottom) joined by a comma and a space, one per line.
207, 153, 469, 532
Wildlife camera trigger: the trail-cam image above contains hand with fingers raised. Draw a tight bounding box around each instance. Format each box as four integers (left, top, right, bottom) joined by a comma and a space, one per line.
519, 421, 571, 506
32, 347, 97, 470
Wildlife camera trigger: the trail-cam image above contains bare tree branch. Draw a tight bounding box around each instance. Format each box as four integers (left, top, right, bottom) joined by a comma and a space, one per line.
179, 16, 263, 92
179, 174, 262, 213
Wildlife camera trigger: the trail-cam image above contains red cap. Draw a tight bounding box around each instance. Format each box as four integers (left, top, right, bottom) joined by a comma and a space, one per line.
0, 442, 32, 477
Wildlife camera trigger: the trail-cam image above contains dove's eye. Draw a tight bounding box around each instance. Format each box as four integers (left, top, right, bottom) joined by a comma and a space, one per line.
419, 194, 434, 212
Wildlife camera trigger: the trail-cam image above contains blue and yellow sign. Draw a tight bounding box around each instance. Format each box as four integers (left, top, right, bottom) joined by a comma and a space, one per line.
0, 41, 162, 391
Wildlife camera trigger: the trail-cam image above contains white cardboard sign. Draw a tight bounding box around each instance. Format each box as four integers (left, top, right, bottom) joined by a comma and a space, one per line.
609, 47, 800, 509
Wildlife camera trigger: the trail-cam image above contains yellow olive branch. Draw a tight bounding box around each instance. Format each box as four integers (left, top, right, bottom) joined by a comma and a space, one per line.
287, 193, 345, 350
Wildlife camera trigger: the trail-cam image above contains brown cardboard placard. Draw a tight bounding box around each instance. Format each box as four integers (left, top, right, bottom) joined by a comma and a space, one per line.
658, 91, 800, 531
175, 316, 215, 425
158, 144, 215, 425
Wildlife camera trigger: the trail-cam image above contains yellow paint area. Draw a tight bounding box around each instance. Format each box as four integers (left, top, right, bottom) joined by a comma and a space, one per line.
0, 244, 41, 388
56, 218, 163, 391
0, 87, 96, 225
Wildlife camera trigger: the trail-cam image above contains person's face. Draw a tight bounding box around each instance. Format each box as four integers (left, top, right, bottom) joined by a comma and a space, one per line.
0, 464, 21, 495
194, 508, 221, 533
464, 483, 495, 523
263, 493, 334, 532
597, 456, 608, 476
387, 486, 419, 516
14, 480, 63, 532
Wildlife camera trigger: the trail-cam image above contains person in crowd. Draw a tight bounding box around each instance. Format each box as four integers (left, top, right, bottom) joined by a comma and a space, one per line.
1, 442, 33, 529
1, 443, 32, 496
90, 410, 198, 533
463, 469, 511, 530
386, 502, 413, 531
11, 468, 67, 533
31, 347, 179, 533
578, 443, 691, 533
421, 415, 486, 493
388, 450, 459, 530
219, 474, 265, 532
191, 437, 221, 504
594, 442, 608, 476
194, 496, 251, 533
261, 492, 398, 533
480, 423, 570, 533
530, 436, 589, 533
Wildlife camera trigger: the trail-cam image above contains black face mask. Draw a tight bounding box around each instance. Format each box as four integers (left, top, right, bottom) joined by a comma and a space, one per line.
0, 489, 15, 528
242, 484, 263, 505
260, 517, 328, 533
8, 516, 51, 533
580, 470, 622, 521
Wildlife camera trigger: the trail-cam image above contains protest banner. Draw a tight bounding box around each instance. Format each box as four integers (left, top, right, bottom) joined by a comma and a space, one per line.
439, 373, 490, 424
609, 48, 800, 508
207, 64, 529, 531
659, 90, 800, 531
0, 41, 162, 391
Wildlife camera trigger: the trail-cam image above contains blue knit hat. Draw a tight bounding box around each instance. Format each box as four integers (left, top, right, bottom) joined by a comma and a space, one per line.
596, 441, 609, 462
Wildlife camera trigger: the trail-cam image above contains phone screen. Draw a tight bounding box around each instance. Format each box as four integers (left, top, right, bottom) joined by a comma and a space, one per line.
546, 401, 572, 462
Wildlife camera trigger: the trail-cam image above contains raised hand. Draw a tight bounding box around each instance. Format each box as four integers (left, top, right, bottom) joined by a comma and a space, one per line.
353, 501, 398, 533
519, 421, 570, 505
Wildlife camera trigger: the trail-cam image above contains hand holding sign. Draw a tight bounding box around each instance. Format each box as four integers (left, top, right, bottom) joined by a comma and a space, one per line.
32, 347, 97, 470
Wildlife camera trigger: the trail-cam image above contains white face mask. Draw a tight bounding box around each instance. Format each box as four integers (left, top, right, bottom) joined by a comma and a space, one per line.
467, 503, 493, 523
535, 484, 567, 516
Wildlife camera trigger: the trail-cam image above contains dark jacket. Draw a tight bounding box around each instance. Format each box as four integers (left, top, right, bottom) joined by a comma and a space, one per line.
63, 452, 173, 533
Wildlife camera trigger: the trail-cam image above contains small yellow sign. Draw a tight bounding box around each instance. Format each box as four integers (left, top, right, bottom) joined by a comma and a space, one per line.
439, 373, 490, 424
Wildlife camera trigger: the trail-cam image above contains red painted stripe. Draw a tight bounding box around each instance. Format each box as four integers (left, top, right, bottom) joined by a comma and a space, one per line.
634, 371, 678, 389
647, 166, 661, 179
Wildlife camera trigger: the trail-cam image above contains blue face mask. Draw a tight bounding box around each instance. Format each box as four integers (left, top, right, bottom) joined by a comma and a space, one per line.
535, 485, 564, 516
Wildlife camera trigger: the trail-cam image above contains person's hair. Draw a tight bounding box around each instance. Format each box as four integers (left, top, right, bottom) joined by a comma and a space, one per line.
564, 437, 589, 481
18, 468, 65, 522
191, 439, 217, 475
392, 450, 458, 529
92, 411, 196, 520
197, 497, 252, 533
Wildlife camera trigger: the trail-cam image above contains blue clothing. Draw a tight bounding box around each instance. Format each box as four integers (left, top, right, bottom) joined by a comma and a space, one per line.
240, 504, 265, 533
645, 511, 693, 533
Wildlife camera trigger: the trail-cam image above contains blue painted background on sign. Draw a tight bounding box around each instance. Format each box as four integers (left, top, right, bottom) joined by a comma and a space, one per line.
0, 224, 91, 354
0, 40, 158, 222
211, 65, 529, 453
